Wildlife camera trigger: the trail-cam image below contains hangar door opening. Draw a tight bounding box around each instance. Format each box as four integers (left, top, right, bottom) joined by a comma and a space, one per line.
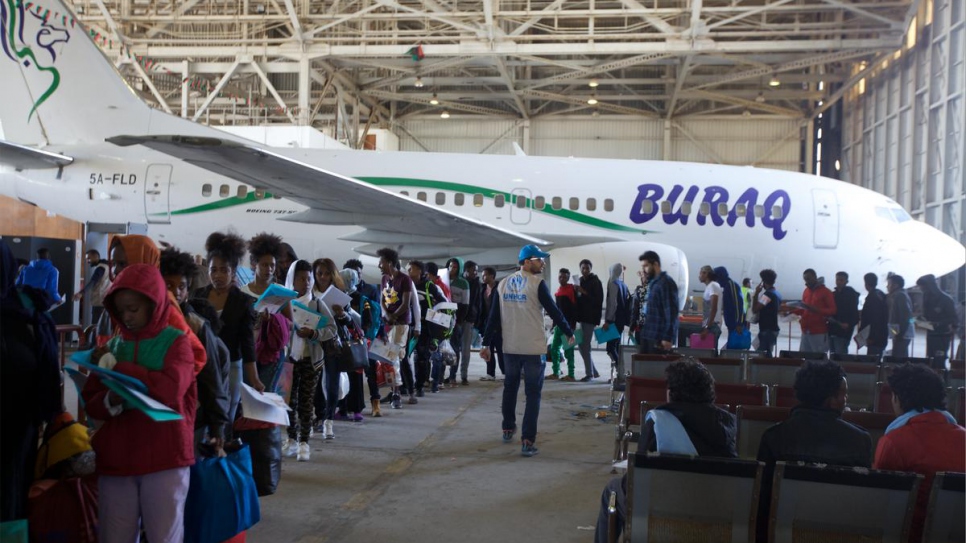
812, 189, 839, 248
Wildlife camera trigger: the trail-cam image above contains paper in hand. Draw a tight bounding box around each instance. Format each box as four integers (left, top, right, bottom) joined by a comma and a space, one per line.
291, 301, 329, 330
240, 383, 291, 426
254, 284, 298, 314
320, 285, 352, 309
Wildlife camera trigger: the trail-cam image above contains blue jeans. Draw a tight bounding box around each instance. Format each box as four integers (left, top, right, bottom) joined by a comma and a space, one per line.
502, 354, 546, 444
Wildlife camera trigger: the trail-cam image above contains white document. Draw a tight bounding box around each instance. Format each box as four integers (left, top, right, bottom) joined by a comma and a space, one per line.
914, 317, 935, 331
240, 383, 291, 426
291, 301, 328, 330
426, 308, 453, 328
758, 292, 772, 306
433, 301, 458, 312
369, 338, 402, 363
320, 285, 352, 309
253, 284, 298, 314
853, 326, 870, 349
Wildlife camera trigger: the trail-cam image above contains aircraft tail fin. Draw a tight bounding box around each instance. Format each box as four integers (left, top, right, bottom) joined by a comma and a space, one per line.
0, 0, 212, 146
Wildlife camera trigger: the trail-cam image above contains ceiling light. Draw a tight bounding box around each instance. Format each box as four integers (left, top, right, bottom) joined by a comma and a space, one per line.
589, 78, 599, 88
587, 95, 598, 105
429, 93, 439, 105
768, 75, 780, 87
755, 92, 766, 103
440, 109, 450, 119
414, 76, 424, 88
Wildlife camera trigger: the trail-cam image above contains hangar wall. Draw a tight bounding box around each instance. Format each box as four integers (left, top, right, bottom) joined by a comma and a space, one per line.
841, 0, 965, 245
394, 117, 802, 171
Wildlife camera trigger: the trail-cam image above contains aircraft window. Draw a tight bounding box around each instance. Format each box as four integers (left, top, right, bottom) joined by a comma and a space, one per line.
436, 192, 446, 205
202, 184, 212, 197
660, 201, 672, 214
417, 192, 427, 202
517, 195, 528, 209
254, 189, 265, 199
454, 193, 464, 206
586, 198, 597, 211
699, 202, 710, 216
219, 184, 230, 198
400, 190, 409, 196
474, 193, 484, 207
640, 200, 655, 215
754, 205, 765, 218
237, 186, 248, 198
569, 197, 579, 211
771, 205, 783, 219
534, 196, 546, 210
875, 207, 896, 222
735, 203, 747, 217
681, 201, 692, 216
552, 197, 562, 210
604, 199, 614, 212
717, 203, 729, 216
891, 208, 911, 223
494, 194, 505, 208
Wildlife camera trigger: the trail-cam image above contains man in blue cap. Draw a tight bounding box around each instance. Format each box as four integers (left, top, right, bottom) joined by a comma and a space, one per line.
481, 245, 575, 457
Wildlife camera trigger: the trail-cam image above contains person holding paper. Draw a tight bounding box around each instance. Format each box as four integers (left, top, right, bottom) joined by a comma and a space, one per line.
548, 268, 578, 381
780, 268, 837, 354
752, 269, 782, 356
886, 274, 915, 359
313, 258, 364, 426
697, 265, 723, 349
602, 263, 630, 378
242, 232, 283, 298
195, 232, 264, 442
81, 264, 197, 543
283, 260, 341, 458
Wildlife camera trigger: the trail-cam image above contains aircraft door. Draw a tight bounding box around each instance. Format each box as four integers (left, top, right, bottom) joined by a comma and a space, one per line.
510, 188, 531, 225
812, 189, 839, 248
144, 164, 172, 224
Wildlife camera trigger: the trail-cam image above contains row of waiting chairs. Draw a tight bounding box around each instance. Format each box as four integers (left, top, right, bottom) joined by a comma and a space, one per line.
615, 453, 964, 543
614, 378, 966, 463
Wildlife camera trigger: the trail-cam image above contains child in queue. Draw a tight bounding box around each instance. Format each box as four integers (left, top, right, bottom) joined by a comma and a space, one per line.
82, 264, 197, 543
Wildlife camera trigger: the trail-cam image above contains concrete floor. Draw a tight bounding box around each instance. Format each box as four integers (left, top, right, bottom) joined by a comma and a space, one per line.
246, 353, 616, 543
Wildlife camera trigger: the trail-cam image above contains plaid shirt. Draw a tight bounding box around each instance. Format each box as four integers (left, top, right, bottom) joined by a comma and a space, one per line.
641, 272, 679, 344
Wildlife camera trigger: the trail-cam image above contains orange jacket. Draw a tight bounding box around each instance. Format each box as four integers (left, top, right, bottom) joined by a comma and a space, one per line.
794, 284, 836, 335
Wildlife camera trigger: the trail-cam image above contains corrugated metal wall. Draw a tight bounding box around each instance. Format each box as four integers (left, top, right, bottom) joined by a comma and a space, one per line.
395, 117, 801, 171
842, 0, 964, 244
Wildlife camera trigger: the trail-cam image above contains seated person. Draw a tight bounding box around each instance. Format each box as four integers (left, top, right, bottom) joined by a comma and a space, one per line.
594, 359, 736, 543
756, 360, 872, 542
873, 363, 965, 543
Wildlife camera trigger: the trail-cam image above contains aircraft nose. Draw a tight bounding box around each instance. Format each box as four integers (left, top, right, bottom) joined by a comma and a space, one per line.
904, 221, 965, 278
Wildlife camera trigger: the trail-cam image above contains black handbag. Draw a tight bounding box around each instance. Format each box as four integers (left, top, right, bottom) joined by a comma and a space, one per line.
334, 323, 369, 372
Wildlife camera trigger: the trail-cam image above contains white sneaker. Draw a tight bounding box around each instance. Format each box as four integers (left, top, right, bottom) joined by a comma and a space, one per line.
283, 438, 299, 458
479, 375, 496, 381
297, 442, 310, 462
324, 419, 334, 440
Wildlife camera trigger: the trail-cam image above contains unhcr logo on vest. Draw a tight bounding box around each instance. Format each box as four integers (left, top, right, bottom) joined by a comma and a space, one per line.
503, 274, 528, 303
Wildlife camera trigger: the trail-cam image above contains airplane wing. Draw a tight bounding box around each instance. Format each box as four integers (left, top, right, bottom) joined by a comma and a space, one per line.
0, 140, 74, 170
107, 135, 548, 253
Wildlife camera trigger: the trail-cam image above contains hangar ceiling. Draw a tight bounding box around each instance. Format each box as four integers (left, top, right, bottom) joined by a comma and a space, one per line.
67, 0, 919, 139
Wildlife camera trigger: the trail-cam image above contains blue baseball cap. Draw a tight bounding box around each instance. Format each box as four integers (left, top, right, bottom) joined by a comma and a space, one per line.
518, 244, 551, 262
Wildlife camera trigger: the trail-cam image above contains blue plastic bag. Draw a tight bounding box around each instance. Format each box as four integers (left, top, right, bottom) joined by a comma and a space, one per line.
726, 328, 752, 350
184, 445, 261, 543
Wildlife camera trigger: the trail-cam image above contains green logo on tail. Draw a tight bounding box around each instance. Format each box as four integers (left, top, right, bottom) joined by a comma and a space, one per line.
2, 0, 70, 120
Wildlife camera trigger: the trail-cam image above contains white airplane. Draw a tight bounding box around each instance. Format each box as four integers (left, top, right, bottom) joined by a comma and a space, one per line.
2, 0, 963, 303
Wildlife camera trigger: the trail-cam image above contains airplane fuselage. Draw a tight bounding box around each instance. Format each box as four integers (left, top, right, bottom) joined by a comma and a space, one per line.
4, 141, 962, 299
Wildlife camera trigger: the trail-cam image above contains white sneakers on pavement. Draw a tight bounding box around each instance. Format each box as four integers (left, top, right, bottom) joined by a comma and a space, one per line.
297, 442, 311, 462
283, 438, 299, 458
324, 419, 334, 440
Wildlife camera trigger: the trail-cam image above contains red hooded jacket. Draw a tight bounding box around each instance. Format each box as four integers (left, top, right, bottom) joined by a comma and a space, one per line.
82, 264, 197, 476
873, 411, 966, 542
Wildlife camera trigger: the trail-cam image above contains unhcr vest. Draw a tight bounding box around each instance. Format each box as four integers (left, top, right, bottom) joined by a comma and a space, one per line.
497, 270, 548, 355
